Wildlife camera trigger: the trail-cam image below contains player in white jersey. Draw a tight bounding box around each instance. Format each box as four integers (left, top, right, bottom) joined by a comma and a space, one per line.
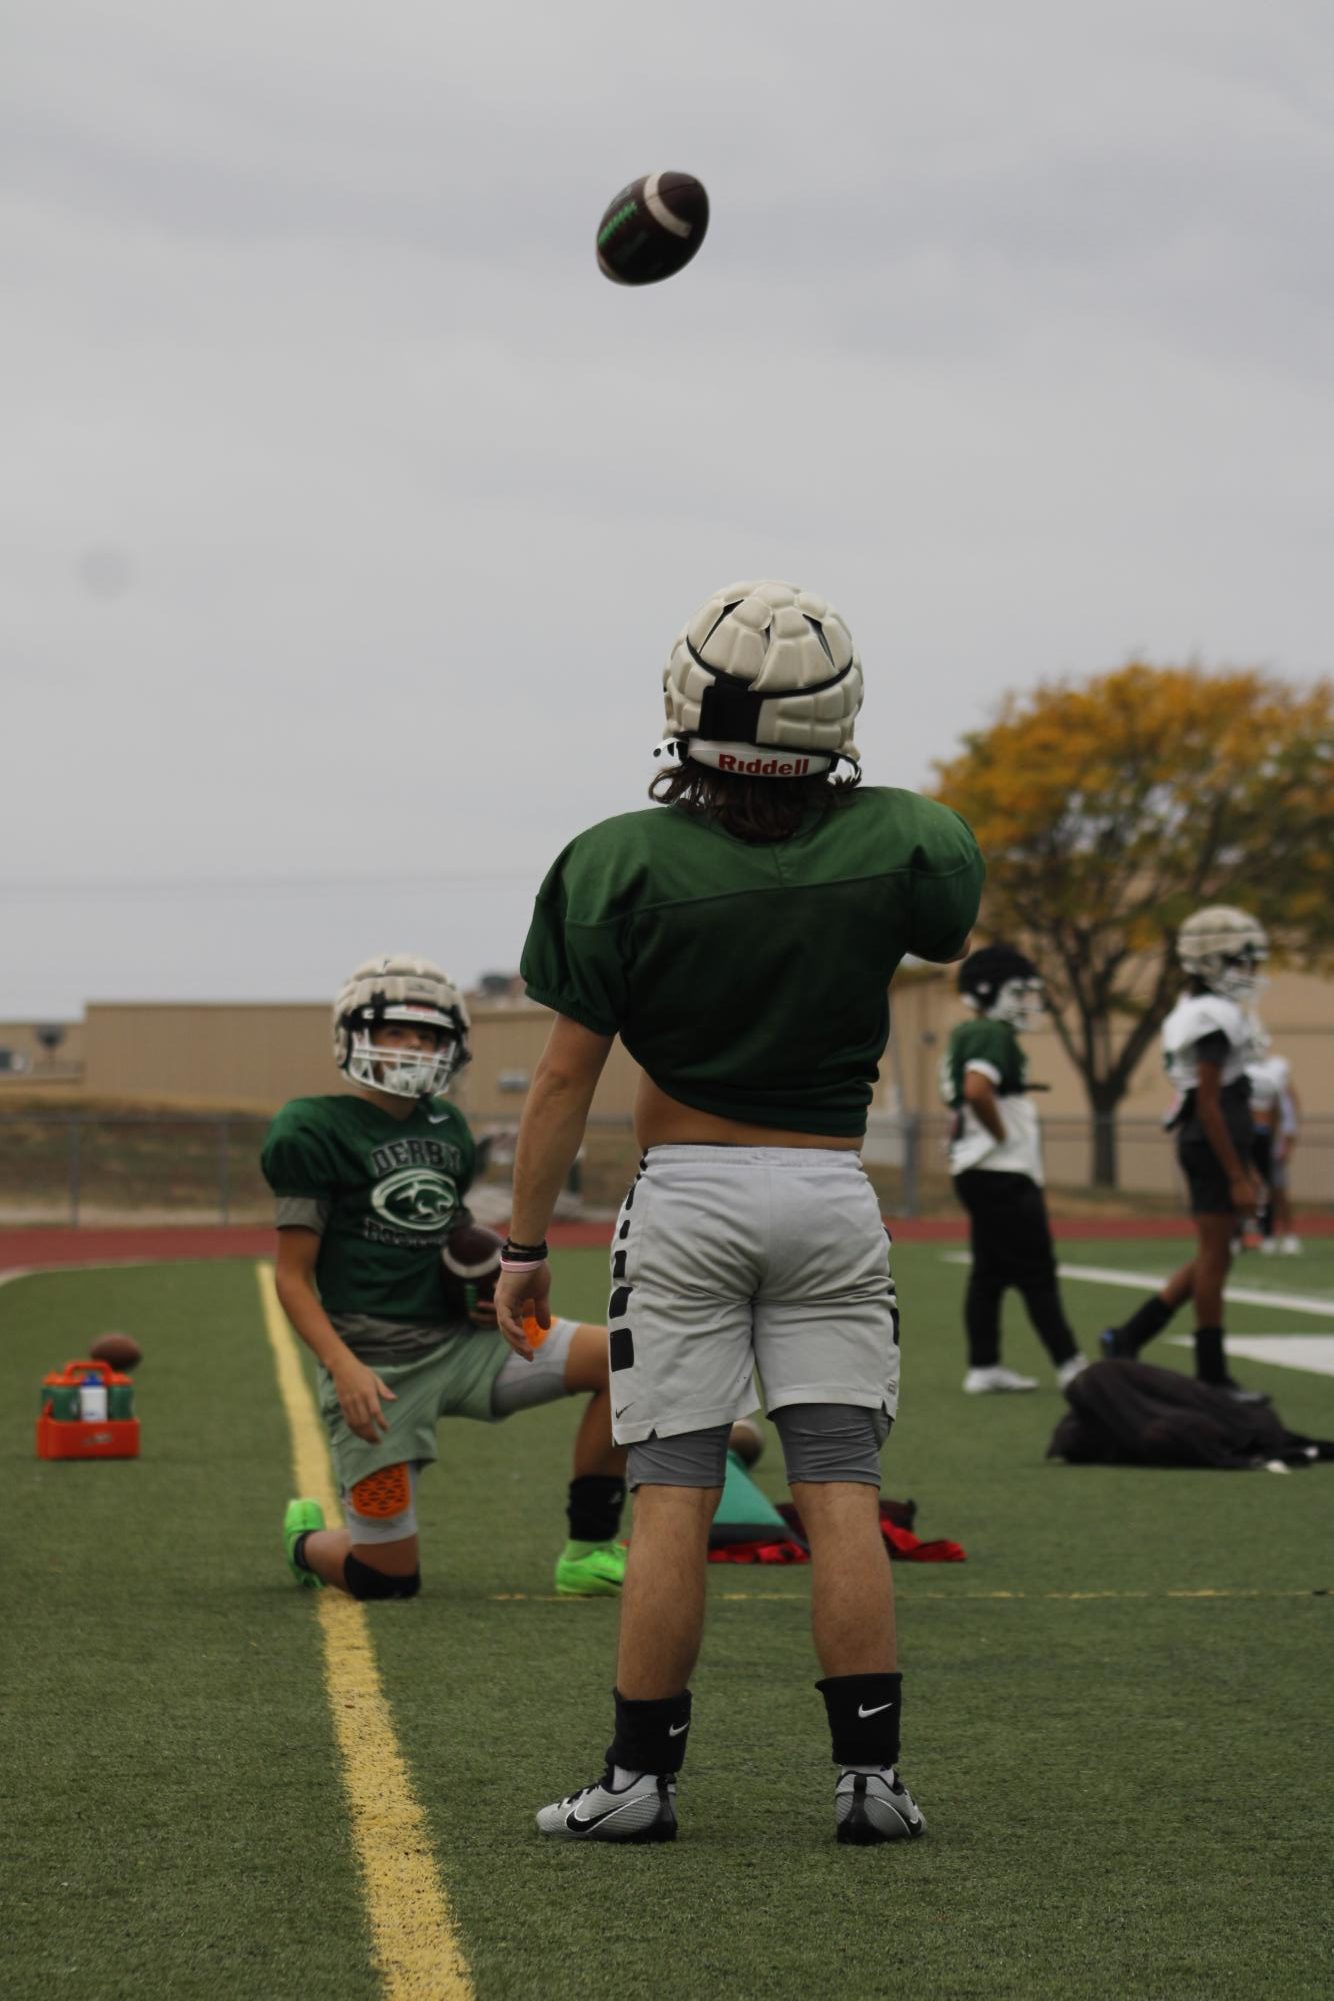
1101, 908, 1269, 1402
1246, 1026, 1302, 1254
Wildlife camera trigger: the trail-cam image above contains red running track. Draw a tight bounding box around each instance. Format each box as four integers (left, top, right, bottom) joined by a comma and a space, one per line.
2, 1211, 1328, 1274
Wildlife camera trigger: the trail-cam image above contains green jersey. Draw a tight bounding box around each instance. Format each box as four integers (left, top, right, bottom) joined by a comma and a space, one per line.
260, 1093, 476, 1326
521, 787, 983, 1136
940, 1017, 1042, 1181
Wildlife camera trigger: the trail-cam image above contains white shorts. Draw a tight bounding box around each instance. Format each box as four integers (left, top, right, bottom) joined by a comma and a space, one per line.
607, 1146, 900, 1446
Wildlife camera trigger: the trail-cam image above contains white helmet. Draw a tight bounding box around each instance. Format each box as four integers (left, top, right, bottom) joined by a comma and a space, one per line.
1177, 907, 1269, 1001
660, 580, 862, 776
333, 955, 471, 1099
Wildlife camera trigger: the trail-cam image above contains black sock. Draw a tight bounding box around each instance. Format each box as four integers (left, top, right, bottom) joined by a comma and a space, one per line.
817, 1672, 902, 1769
608, 1688, 691, 1776
1117, 1294, 1176, 1354
292, 1531, 313, 1573
567, 1475, 626, 1544
1194, 1327, 1227, 1384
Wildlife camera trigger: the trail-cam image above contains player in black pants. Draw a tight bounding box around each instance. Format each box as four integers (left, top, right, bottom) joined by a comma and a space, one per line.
942, 946, 1088, 1393
1101, 907, 1269, 1403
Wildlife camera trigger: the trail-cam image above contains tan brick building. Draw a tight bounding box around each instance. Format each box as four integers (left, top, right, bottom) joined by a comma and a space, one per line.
2, 967, 1329, 1200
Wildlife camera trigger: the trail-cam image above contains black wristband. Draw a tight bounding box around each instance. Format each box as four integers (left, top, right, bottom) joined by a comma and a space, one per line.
502, 1237, 548, 1262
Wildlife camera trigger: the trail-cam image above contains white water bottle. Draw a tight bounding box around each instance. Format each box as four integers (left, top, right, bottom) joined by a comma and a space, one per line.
79, 1376, 108, 1422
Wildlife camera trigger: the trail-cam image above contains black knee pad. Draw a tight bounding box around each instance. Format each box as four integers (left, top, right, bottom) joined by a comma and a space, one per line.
343, 1552, 422, 1601
773, 1403, 890, 1486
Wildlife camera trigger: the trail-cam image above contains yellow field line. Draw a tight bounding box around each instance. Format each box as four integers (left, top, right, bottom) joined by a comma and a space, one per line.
257, 1262, 473, 2001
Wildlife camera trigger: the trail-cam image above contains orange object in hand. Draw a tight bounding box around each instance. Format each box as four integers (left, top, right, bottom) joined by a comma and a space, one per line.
523, 1313, 549, 1350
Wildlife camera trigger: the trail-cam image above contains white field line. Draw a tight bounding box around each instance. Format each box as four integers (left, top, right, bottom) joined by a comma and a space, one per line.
941, 1253, 1334, 1319
1166, 1334, 1334, 1378
0, 1260, 157, 1291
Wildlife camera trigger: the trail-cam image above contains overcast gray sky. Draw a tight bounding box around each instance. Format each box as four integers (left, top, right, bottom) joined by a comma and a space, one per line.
4, 0, 1332, 1017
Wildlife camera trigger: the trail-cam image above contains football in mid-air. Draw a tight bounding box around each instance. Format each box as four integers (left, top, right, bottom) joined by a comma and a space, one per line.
88, 1331, 143, 1372
596, 171, 709, 286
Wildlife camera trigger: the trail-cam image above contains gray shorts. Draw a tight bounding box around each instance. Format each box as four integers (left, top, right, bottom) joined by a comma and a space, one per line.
607, 1146, 900, 1446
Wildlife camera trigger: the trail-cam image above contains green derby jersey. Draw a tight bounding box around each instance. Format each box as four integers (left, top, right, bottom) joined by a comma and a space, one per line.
261, 1094, 476, 1335
521, 787, 983, 1136
940, 1017, 1043, 1183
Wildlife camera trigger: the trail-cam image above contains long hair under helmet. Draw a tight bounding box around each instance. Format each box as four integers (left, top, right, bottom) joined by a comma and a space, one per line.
658, 580, 863, 778
333, 955, 471, 1099
1176, 907, 1269, 1001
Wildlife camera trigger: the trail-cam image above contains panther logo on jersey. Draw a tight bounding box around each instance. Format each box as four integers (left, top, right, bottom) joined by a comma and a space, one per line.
370, 1167, 462, 1234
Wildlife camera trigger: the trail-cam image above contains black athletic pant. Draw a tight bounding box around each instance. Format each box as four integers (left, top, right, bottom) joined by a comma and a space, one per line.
1250, 1128, 1274, 1239
952, 1169, 1079, 1369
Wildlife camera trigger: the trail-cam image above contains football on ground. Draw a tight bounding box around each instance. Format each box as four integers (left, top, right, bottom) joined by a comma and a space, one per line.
88, 1330, 143, 1371
596, 171, 709, 285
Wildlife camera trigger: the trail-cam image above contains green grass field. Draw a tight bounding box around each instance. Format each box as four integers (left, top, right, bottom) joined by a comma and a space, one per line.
6, 1240, 1334, 2001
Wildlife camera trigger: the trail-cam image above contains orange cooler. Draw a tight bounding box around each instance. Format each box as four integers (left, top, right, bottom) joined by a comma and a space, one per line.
36, 1359, 140, 1460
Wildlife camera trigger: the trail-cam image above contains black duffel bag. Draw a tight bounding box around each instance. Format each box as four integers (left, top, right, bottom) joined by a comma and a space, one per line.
1047, 1359, 1334, 1471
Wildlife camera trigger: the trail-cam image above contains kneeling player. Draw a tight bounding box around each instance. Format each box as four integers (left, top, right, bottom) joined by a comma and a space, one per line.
264, 955, 627, 1601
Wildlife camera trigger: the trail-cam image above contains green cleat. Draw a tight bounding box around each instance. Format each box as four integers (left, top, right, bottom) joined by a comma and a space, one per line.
284, 1497, 326, 1589
554, 1539, 627, 1598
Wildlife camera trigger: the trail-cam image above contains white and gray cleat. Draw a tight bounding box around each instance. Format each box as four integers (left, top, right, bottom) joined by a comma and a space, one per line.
536, 1770, 677, 1843
836, 1767, 927, 1845
963, 1364, 1038, 1394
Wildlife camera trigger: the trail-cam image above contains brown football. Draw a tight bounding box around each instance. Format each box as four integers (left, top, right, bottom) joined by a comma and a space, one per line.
728, 1418, 764, 1467
441, 1222, 504, 1301
596, 171, 709, 287
88, 1331, 143, 1372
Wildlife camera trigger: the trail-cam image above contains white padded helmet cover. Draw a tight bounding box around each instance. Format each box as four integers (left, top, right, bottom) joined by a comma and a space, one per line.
1176, 907, 1269, 997
332, 955, 471, 1077
662, 580, 863, 765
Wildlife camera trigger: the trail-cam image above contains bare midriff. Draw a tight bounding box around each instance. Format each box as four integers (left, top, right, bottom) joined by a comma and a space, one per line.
634, 1072, 862, 1152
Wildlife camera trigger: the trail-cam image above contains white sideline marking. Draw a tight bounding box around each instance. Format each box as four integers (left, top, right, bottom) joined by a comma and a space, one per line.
942, 1253, 1334, 1320
1165, 1335, 1334, 1379
0, 1260, 155, 1291
1054, 1261, 1334, 1320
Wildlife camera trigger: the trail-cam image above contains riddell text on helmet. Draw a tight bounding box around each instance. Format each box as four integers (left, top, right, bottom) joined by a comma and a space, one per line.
715, 753, 812, 776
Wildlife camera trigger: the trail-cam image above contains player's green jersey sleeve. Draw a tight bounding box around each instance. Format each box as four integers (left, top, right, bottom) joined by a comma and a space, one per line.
261, 1101, 341, 1197
902, 802, 986, 963
520, 831, 641, 1037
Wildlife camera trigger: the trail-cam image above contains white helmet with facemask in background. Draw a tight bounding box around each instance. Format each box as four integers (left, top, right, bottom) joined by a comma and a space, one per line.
658, 580, 863, 777
1177, 907, 1269, 1002
958, 945, 1046, 1031
333, 955, 471, 1100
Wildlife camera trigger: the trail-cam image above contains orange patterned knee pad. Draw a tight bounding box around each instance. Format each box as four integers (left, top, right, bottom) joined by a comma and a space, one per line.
349, 1462, 413, 1521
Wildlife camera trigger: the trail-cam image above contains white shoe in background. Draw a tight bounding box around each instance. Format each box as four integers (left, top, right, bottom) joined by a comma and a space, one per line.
963, 1365, 1038, 1394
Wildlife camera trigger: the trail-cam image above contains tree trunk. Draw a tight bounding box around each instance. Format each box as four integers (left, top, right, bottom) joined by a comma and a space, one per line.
1091, 1111, 1118, 1190
1084, 1070, 1128, 1190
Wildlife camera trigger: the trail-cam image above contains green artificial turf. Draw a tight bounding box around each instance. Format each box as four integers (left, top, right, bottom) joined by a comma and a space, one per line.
3, 1241, 1333, 2000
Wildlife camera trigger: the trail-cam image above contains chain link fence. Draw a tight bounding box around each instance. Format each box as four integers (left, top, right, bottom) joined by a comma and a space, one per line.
0, 1109, 1329, 1228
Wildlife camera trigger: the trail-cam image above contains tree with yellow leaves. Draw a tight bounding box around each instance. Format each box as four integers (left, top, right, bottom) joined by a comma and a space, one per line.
934, 664, 1334, 1185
